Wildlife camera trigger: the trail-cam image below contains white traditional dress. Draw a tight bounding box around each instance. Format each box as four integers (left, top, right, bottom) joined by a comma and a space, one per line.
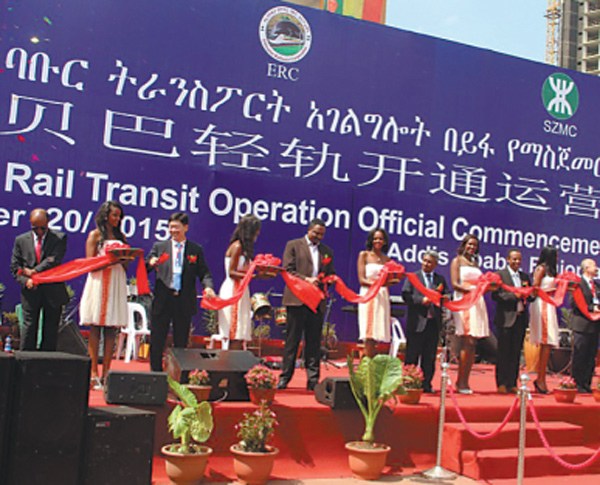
529, 275, 559, 346
358, 263, 391, 342
218, 255, 252, 341
80, 240, 128, 327
453, 265, 490, 338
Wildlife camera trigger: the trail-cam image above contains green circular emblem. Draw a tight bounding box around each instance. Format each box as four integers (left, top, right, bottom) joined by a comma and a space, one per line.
542, 73, 579, 120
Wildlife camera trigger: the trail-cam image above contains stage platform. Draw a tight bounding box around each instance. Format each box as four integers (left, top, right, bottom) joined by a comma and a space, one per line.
91, 355, 600, 484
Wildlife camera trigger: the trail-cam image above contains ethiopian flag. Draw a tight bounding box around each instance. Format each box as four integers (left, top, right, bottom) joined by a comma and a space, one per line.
322, 0, 386, 23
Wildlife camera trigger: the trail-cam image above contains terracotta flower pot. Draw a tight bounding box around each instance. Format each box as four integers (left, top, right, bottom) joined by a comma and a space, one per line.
230, 444, 279, 485
553, 388, 577, 403
161, 444, 212, 485
592, 389, 600, 402
345, 441, 390, 480
248, 387, 276, 406
186, 384, 211, 402
399, 388, 423, 405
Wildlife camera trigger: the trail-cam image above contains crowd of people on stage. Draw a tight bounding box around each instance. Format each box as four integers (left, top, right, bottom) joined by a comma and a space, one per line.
9, 204, 600, 395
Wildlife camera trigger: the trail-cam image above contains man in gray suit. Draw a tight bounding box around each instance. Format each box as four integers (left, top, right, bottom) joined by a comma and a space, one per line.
10, 208, 70, 351
146, 212, 215, 371
402, 250, 449, 393
571, 258, 599, 393
277, 218, 335, 391
492, 249, 532, 394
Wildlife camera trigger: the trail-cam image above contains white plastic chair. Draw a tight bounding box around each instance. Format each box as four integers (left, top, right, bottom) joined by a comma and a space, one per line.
116, 302, 151, 363
389, 317, 406, 357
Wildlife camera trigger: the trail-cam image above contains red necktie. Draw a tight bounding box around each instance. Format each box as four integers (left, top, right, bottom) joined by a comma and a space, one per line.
35, 236, 42, 263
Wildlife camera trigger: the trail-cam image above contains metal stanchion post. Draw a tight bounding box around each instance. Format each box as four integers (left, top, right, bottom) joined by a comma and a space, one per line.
516, 373, 530, 485
422, 361, 457, 480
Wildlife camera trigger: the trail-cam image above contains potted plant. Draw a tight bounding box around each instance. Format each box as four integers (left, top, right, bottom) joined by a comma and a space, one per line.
553, 376, 577, 403
162, 376, 214, 484
244, 365, 277, 405
186, 369, 212, 402
593, 382, 600, 403
230, 401, 279, 485
398, 364, 424, 404
345, 354, 403, 480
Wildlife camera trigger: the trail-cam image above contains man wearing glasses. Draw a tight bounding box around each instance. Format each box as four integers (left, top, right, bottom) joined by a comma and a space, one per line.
10, 208, 70, 351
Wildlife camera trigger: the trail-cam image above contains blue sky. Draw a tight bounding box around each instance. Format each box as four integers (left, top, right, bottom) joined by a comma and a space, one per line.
386, 1, 547, 64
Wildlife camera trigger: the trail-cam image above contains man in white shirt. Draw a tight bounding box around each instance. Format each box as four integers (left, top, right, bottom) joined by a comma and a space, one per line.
571, 258, 599, 393
492, 249, 532, 394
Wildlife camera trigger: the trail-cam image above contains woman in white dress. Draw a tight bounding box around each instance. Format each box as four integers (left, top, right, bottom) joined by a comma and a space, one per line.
450, 234, 490, 393
218, 215, 262, 350
80, 201, 129, 390
357, 228, 394, 357
529, 245, 559, 394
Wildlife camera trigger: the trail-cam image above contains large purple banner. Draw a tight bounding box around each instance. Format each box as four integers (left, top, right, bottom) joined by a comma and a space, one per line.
1, 0, 598, 341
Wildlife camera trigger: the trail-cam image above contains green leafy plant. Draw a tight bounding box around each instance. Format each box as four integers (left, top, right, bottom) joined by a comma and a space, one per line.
167, 376, 214, 454
235, 401, 278, 453
203, 309, 218, 335
346, 354, 403, 443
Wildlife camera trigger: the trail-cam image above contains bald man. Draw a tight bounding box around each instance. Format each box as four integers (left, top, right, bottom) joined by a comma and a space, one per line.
571, 259, 600, 393
10, 209, 70, 350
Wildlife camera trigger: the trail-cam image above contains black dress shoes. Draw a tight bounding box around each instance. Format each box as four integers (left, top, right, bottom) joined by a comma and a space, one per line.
577, 386, 591, 394
306, 381, 317, 391
276, 380, 288, 390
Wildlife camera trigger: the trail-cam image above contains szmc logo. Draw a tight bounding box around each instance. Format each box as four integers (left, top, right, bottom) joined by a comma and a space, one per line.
542, 72, 579, 120
259, 7, 312, 63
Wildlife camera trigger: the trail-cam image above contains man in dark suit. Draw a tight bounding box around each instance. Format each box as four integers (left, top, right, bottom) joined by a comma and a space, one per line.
571, 258, 599, 393
492, 249, 532, 394
10, 208, 70, 351
277, 218, 335, 391
146, 212, 215, 372
402, 250, 449, 393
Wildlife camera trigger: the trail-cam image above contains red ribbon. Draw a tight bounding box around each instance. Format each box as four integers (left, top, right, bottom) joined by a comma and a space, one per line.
29, 243, 151, 295
324, 261, 405, 304
200, 254, 285, 311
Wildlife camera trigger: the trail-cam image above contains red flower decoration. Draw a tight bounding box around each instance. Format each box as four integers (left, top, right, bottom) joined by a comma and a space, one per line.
187, 254, 198, 264
321, 255, 332, 266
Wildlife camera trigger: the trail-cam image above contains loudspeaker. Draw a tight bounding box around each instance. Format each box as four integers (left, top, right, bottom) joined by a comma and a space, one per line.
104, 371, 167, 405
57, 320, 88, 356
314, 377, 357, 409
81, 406, 155, 485
0, 353, 15, 485
165, 348, 260, 401
7, 351, 90, 485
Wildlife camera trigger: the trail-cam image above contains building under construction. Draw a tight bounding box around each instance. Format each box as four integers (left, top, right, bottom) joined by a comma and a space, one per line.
560, 0, 600, 74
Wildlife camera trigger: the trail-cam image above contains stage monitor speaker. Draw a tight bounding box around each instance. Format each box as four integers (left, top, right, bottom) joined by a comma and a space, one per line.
81, 406, 155, 485
166, 348, 260, 401
6, 351, 90, 485
0, 353, 15, 485
104, 371, 167, 405
314, 377, 357, 409
57, 319, 88, 356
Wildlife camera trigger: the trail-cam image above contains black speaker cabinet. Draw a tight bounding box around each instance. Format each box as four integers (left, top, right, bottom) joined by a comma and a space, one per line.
57, 319, 88, 356
0, 353, 15, 484
7, 351, 90, 485
165, 348, 260, 401
104, 371, 167, 405
315, 377, 357, 409
81, 406, 155, 485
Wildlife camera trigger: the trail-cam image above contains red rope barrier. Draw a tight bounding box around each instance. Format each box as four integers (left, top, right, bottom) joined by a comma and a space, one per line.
447, 384, 519, 439
528, 399, 600, 469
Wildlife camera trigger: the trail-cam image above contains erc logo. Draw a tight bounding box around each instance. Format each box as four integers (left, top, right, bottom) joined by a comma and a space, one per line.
541, 72, 579, 120
259, 6, 312, 63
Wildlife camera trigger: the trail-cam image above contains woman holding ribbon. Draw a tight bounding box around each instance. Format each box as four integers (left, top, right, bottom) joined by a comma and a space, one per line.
217, 215, 262, 350
529, 245, 559, 394
80, 201, 129, 390
450, 233, 490, 394
357, 228, 393, 357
